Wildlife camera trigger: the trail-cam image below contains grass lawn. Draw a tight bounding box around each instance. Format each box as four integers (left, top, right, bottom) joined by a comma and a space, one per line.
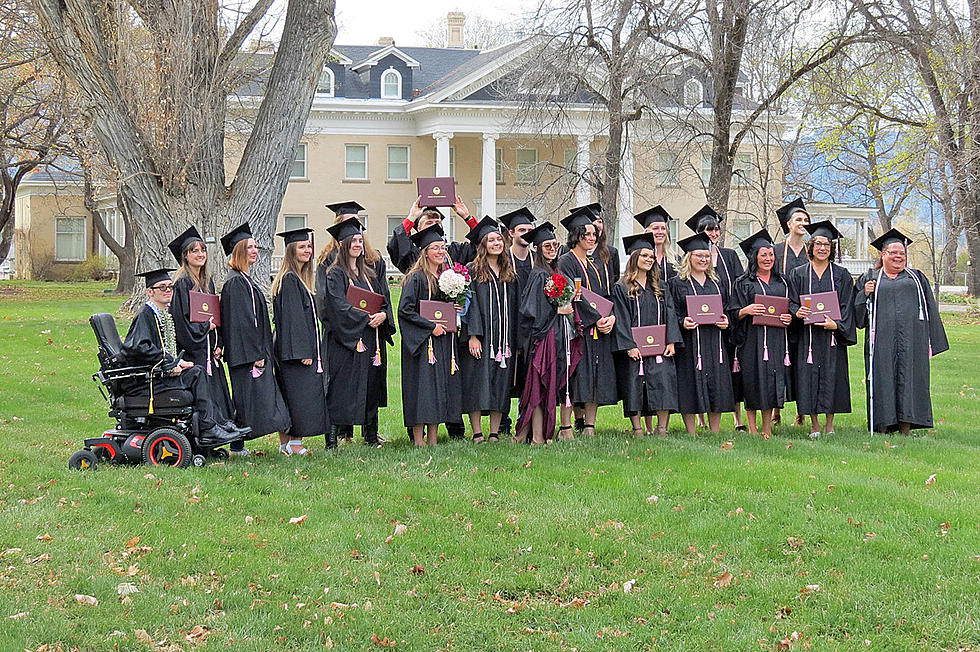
0, 280, 977, 651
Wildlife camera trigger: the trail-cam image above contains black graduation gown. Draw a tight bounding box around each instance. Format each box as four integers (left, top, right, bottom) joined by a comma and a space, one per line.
589, 245, 621, 284
668, 275, 736, 414
321, 264, 395, 425
397, 270, 463, 427
386, 224, 474, 274
272, 272, 330, 437
774, 241, 809, 277
786, 263, 856, 415
220, 271, 291, 437
557, 250, 619, 405
731, 273, 793, 411
657, 255, 676, 283
853, 268, 949, 432
120, 304, 218, 430
460, 267, 520, 414
712, 245, 744, 401
611, 282, 682, 415
169, 276, 233, 424
508, 249, 534, 397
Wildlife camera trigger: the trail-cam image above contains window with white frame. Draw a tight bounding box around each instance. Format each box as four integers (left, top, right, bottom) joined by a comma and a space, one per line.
658, 152, 680, 187
96, 207, 123, 262
381, 68, 402, 99
432, 146, 456, 177
515, 148, 538, 184
283, 214, 307, 231
387, 215, 407, 235
684, 78, 704, 107
290, 144, 307, 179
345, 144, 368, 180
732, 153, 752, 187
387, 145, 410, 181
495, 147, 504, 183
700, 152, 712, 186
316, 66, 335, 97
55, 216, 86, 261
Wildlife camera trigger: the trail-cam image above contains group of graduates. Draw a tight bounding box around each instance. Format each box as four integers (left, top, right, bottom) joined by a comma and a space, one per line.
121, 193, 949, 455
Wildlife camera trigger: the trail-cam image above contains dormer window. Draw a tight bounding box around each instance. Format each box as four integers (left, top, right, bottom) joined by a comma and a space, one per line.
684, 78, 703, 107
381, 68, 402, 99
316, 66, 335, 97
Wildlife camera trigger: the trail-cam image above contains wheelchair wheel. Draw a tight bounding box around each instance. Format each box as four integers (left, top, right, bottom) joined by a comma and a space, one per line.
141, 428, 192, 468
68, 449, 98, 471
191, 454, 207, 467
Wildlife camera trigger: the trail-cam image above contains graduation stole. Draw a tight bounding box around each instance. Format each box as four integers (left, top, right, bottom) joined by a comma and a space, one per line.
689, 277, 725, 371
806, 263, 837, 365
146, 303, 176, 414
348, 274, 382, 366
484, 268, 511, 368
572, 250, 606, 340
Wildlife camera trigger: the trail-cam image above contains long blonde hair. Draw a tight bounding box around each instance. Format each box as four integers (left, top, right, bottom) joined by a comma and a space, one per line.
401, 242, 447, 293
318, 215, 380, 266
174, 239, 210, 292
622, 250, 662, 298
272, 241, 315, 296
228, 239, 251, 273
469, 236, 515, 284
677, 252, 718, 282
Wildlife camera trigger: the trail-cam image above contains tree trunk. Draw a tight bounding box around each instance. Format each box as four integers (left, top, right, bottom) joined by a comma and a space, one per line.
0, 216, 12, 266
601, 91, 624, 243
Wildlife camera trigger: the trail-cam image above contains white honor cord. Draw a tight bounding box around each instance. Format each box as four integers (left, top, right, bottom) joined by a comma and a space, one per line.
242, 272, 258, 328
868, 268, 884, 434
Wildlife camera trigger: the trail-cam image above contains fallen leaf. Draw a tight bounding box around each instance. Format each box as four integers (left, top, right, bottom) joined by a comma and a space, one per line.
409, 564, 424, 575
74, 594, 99, 606
561, 597, 588, 608
385, 523, 408, 544
925, 474, 936, 486
288, 514, 309, 525
720, 441, 734, 450
623, 579, 636, 594
786, 537, 804, 549
185, 625, 209, 643
7, 612, 29, 620
135, 629, 153, 644
371, 633, 397, 647
36, 533, 53, 541
712, 572, 733, 588
799, 584, 820, 595
116, 583, 139, 597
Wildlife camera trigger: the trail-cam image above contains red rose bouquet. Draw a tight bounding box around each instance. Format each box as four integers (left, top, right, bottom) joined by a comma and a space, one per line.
544, 273, 574, 307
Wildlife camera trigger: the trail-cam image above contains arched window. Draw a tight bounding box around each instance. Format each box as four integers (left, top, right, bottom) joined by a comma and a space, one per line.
684, 78, 703, 107
381, 68, 402, 99
316, 66, 334, 97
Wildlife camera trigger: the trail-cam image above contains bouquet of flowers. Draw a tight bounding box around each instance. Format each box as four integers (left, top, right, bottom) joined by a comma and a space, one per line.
544, 273, 574, 307
438, 263, 472, 306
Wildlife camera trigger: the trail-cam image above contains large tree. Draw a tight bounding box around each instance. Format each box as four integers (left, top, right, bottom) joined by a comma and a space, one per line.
31, 0, 337, 288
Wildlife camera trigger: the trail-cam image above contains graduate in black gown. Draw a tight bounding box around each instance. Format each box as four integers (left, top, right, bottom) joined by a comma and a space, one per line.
515, 222, 587, 444
854, 228, 949, 435
271, 227, 330, 456
316, 201, 388, 444
498, 207, 536, 427
557, 206, 619, 436
612, 233, 681, 437
321, 217, 395, 449
774, 198, 812, 426
219, 223, 291, 448
668, 233, 736, 434
686, 205, 746, 431
167, 227, 235, 434
122, 269, 242, 445
635, 205, 677, 283
731, 230, 793, 439
397, 224, 464, 446
787, 221, 857, 438
460, 217, 520, 442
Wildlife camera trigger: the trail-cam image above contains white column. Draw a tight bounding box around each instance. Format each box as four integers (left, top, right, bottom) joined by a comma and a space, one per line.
433, 131, 455, 239
481, 133, 499, 218
617, 135, 634, 259
575, 135, 592, 207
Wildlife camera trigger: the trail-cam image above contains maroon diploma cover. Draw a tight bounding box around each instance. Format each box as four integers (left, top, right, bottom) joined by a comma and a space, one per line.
420, 299, 457, 333
346, 285, 384, 314
633, 325, 667, 357
189, 291, 220, 327
686, 294, 724, 325
417, 177, 456, 207
752, 294, 790, 328
579, 288, 614, 318
801, 291, 842, 325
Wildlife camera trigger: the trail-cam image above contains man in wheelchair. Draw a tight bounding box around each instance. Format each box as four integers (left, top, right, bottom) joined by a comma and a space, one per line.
121, 268, 248, 446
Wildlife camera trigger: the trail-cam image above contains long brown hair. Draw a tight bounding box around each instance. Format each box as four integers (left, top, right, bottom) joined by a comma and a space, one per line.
174, 239, 210, 292
469, 235, 515, 284
401, 242, 447, 293
593, 217, 611, 265
622, 249, 662, 298
329, 235, 376, 282
228, 239, 251, 273
317, 215, 380, 266
272, 241, 315, 296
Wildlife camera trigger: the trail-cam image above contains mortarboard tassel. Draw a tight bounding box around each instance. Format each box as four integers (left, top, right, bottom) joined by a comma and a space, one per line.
427, 338, 436, 365
784, 349, 791, 366
929, 342, 933, 358
656, 355, 663, 364
206, 353, 212, 376
638, 357, 645, 377
763, 344, 769, 362
593, 327, 598, 340
372, 331, 382, 367
450, 336, 457, 375
696, 353, 702, 371
316, 356, 322, 374
504, 345, 511, 359
732, 355, 740, 373
807, 343, 813, 365
356, 338, 366, 353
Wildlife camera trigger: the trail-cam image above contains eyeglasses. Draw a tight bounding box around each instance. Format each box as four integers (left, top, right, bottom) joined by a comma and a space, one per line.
540, 241, 559, 249
812, 240, 832, 248
690, 253, 712, 260
150, 284, 174, 292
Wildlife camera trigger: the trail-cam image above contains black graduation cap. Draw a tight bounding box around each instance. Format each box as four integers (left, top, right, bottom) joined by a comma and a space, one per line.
167, 226, 203, 264
684, 205, 721, 234
775, 198, 808, 235
804, 220, 843, 241
676, 233, 712, 253
465, 216, 503, 246
498, 206, 535, 230
220, 222, 253, 256
634, 205, 672, 229
326, 217, 364, 242
623, 233, 657, 254
870, 227, 913, 251
137, 268, 175, 288
524, 222, 558, 247
276, 227, 314, 245
568, 202, 601, 217
409, 223, 446, 250
737, 228, 775, 258
325, 201, 365, 216
560, 206, 596, 232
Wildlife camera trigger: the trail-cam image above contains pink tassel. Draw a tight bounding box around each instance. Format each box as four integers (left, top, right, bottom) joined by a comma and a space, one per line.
427, 339, 436, 365
655, 355, 663, 364
494, 349, 503, 362
807, 346, 813, 365
929, 342, 933, 358
372, 349, 382, 367
504, 345, 511, 359
316, 358, 322, 373
565, 390, 572, 407
763, 345, 769, 362
696, 353, 702, 371
638, 358, 645, 377
732, 356, 740, 373
206, 354, 212, 377
356, 338, 366, 353
784, 350, 791, 367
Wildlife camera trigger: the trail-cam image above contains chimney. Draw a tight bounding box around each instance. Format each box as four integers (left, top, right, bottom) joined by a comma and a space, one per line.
446, 12, 465, 49
378, 37, 395, 47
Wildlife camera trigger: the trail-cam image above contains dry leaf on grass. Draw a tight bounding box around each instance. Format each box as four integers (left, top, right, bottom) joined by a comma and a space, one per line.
623, 579, 636, 594
134, 629, 153, 644
74, 594, 98, 606
185, 625, 209, 643
925, 474, 937, 486
720, 441, 734, 450
116, 583, 139, 597
288, 514, 309, 525
36, 533, 53, 542
409, 564, 425, 575
712, 572, 733, 588
385, 523, 408, 544
561, 597, 588, 608
786, 537, 804, 548
371, 633, 397, 647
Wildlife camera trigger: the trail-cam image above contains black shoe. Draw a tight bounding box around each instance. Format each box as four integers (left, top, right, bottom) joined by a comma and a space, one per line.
200, 424, 238, 444
446, 422, 465, 440
222, 422, 251, 438
363, 424, 381, 448
574, 417, 585, 432
325, 426, 339, 450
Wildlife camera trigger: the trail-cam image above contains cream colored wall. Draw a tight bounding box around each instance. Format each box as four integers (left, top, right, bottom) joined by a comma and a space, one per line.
13, 190, 91, 279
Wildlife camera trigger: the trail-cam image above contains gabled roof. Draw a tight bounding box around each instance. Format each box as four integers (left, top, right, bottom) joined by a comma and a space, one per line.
411, 38, 539, 102
350, 45, 422, 71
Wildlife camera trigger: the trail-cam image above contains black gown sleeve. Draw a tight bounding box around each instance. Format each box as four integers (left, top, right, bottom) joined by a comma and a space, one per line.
120, 308, 175, 369
519, 270, 555, 349
917, 269, 949, 355
729, 275, 754, 349
387, 225, 419, 274
374, 258, 397, 345
220, 274, 266, 367
833, 265, 858, 347
609, 247, 621, 284
448, 241, 475, 267
610, 283, 637, 352
852, 270, 873, 330
323, 266, 371, 352
464, 274, 487, 341
663, 287, 683, 345
397, 272, 437, 355
314, 262, 330, 323
273, 273, 317, 362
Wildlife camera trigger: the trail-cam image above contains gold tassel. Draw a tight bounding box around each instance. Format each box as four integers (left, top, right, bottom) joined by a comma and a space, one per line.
356, 338, 366, 352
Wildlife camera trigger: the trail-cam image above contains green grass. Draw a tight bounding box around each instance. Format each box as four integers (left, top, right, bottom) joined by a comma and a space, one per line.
1, 281, 977, 651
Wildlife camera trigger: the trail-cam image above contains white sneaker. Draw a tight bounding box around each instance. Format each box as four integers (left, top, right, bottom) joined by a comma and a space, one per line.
808, 432, 820, 440
230, 448, 251, 457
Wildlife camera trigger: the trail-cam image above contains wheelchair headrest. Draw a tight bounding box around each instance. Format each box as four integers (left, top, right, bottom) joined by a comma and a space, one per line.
90, 313, 123, 359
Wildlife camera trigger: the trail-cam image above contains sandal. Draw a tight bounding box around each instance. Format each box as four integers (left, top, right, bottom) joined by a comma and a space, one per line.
631, 427, 644, 438
583, 423, 596, 437
280, 440, 309, 456
809, 431, 821, 440
654, 426, 668, 437
488, 432, 500, 443
735, 425, 748, 432
473, 434, 485, 444
557, 426, 574, 441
